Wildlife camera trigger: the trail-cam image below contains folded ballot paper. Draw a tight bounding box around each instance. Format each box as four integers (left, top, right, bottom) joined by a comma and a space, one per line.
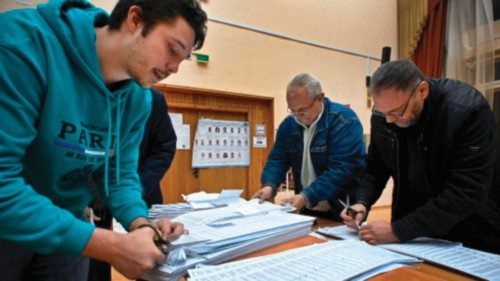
141, 199, 313, 281
182, 189, 245, 209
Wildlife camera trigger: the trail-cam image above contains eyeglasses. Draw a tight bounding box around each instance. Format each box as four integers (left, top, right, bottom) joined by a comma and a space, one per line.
372, 81, 421, 118
287, 96, 318, 116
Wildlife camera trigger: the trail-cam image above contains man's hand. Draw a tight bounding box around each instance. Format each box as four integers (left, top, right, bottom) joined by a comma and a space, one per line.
251, 186, 274, 203
281, 194, 306, 210
152, 219, 187, 241
358, 220, 399, 245
82, 217, 188, 279
340, 203, 366, 230
82, 227, 164, 279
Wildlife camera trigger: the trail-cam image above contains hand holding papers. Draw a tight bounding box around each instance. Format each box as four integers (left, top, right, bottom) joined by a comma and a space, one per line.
251, 185, 273, 203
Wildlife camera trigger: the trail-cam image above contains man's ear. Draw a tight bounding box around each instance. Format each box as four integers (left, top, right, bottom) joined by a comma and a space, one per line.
418, 81, 430, 101
124, 5, 144, 34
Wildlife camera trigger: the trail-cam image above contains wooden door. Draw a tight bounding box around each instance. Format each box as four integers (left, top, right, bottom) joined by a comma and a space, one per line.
153, 85, 274, 203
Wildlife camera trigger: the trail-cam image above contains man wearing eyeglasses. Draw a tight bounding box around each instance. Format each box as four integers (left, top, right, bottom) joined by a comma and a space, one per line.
253, 73, 366, 221
0, 0, 207, 280
342, 60, 500, 254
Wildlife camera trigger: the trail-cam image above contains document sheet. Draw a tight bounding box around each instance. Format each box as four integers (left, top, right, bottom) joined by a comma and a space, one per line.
381, 238, 500, 281
316, 224, 360, 240
187, 240, 419, 281
317, 225, 500, 280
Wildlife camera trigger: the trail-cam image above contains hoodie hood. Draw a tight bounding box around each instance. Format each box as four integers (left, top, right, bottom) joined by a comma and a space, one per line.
38, 0, 111, 98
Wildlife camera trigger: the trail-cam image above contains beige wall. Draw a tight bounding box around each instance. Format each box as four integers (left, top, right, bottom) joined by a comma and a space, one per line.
2, 0, 395, 206
169, 0, 397, 206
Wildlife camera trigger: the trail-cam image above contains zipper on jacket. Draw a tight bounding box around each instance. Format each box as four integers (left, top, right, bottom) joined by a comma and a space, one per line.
417, 134, 431, 193
384, 126, 400, 213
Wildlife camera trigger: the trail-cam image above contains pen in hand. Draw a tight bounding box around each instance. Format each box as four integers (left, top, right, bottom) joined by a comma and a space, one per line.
338, 196, 363, 231
345, 208, 361, 231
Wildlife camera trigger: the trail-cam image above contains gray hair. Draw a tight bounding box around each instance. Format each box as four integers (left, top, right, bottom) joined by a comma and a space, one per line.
370, 60, 424, 95
287, 73, 323, 99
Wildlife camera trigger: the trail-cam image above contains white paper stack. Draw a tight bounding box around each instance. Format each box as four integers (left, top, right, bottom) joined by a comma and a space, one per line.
142, 200, 314, 280
148, 203, 193, 220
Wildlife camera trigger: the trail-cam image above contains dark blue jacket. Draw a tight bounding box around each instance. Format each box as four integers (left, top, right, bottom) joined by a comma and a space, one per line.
261, 97, 366, 212
138, 90, 177, 207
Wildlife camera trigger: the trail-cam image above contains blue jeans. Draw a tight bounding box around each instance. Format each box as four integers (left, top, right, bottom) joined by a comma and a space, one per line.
0, 240, 89, 281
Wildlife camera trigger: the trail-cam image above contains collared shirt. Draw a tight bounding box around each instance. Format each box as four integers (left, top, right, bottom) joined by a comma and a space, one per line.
295, 104, 331, 211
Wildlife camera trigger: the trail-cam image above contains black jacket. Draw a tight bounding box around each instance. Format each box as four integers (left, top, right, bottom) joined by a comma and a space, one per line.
138, 89, 177, 207
356, 78, 500, 253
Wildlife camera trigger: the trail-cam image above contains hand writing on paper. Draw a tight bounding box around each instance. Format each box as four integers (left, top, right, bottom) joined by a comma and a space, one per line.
340, 203, 366, 231
359, 220, 399, 245
251, 186, 273, 203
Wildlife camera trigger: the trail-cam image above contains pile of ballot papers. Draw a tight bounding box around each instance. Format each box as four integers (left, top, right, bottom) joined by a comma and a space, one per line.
142, 199, 314, 281
148, 190, 247, 220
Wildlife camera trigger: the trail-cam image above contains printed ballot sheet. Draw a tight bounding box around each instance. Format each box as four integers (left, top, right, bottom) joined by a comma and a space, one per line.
316, 224, 360, 240
381, 238, 500, 281
317, 225, 500, 280
187, 240, 419, 281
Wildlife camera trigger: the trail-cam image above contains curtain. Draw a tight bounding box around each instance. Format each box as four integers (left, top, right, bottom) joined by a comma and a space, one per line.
444, 0, 495, 98
398, 0, 427, 60
411, 0, 447, 77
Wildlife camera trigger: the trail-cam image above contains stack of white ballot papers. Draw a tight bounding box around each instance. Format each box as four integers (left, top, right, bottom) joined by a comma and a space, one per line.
147, 190, 248, 220
142, 199, 311, 281
148, 203, 193, 220
187, 240, 420, 281
317, 225, 500, 280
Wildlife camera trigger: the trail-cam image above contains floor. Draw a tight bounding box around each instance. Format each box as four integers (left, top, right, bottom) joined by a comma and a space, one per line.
111, 193, 391, 281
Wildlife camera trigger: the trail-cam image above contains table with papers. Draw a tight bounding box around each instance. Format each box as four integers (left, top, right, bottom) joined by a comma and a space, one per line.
173, 219, 488, 281
141, 196, 492, 281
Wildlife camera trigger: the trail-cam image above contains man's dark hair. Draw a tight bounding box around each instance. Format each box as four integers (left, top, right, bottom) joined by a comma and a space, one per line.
108, 0, 207, 50
370, 60, 424, 94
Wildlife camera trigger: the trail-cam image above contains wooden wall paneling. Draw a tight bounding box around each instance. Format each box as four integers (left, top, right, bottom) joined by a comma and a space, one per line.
153, 85, 274, 203
160, 107, 200, 203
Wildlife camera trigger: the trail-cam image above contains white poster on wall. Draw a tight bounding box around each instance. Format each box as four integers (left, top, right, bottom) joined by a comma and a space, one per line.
192, 119, 249, 168
169, 113, 190, 150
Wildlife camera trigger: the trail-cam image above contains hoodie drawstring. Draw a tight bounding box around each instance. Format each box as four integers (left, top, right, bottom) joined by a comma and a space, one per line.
115, 94, 122, 187
103, 93, 122, 196
104, 95, 111, 196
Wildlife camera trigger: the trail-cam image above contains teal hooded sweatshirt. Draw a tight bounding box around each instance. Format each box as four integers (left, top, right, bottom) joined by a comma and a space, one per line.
0, 0, 151, 254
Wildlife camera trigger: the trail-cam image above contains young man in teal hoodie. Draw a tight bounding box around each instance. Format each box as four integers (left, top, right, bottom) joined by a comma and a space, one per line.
0, 0, 207, 279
